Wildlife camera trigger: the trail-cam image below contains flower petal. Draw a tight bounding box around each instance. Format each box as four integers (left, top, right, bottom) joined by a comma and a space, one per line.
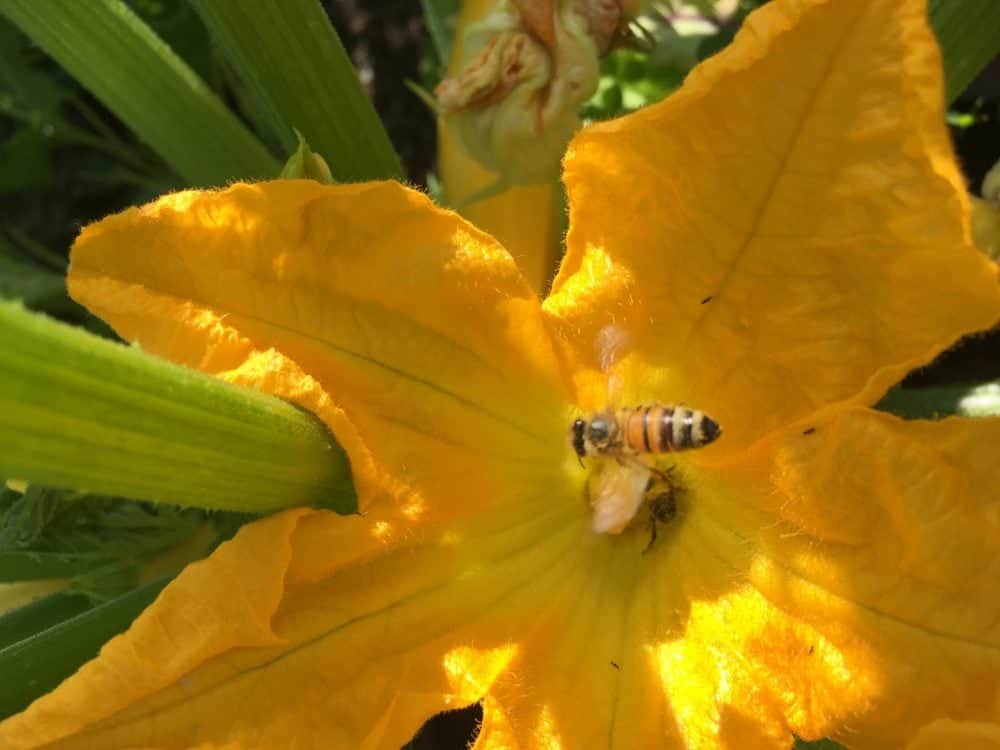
0, 494, 589, 748
439, 124, 562, 295
0, 449, 795, 749
907, 719, 1000, 750
685, 408, 1000, 747
6, 390, 994, 748
545, 0, 1000, 451
67, 180, 572, 518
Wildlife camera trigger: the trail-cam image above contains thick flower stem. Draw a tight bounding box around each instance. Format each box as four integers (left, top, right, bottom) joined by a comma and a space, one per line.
1, 302, 355, 514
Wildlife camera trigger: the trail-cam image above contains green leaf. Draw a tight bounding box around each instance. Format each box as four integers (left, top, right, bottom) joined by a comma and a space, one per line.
0, 128, 51, 192
929, 0, 1000, 103
0, 591, 91, 651
188, 0, 403, 182
0, 551, 110, 582
0, 576, 169, 717
420, 0, 459, 69
0, 19, 69, 113
0, 251, 72, 314
0, 301, 356, 514
0, 0, 279, 186
0, 485, 203, 555
876, 381, 1000, 419
0, 486, 61, 550
0, 484, 242, 602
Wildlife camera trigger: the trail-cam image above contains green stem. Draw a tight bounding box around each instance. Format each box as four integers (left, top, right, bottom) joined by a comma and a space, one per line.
1, 301, 356, 514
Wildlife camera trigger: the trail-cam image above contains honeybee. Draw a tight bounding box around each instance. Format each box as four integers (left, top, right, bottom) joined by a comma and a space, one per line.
574, 326, 722, 548
570, 403, 721, 459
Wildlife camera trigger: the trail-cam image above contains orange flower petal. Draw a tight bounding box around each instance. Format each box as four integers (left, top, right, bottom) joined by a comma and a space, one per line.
439, 122, 563, 296
0, 496, 593, 748
0, 482, 761, 749
545, 0, 1000, 452
8, 407, 996, 748
67, 180, 572, 520
683, 407, 1000, 747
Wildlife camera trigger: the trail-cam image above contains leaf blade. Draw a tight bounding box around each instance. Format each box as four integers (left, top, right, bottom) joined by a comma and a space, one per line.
929, 0, 1000, 103
0, 0, 279, 185
189, 0, 403, 181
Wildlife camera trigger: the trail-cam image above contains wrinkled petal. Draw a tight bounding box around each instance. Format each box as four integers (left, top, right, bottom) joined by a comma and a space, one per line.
682, 408, 1000, 748
7, 409, 996, 747
545, 0, 1000, 452
67, 180, 572, 522
0, 473, 759, 749
0, 496, 586, 748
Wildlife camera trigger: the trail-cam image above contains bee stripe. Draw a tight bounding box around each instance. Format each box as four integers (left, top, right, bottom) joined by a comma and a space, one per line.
672, 406, 689, 449
641, 407, 652, 452
625, 407, 646, 454
680, 412, 694, 448
690, 410, 705, 445
659, 406, 674, 451
645, 405, 662, 453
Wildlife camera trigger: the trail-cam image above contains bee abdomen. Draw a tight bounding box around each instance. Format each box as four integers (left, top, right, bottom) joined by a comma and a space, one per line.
624, 404, 721, 453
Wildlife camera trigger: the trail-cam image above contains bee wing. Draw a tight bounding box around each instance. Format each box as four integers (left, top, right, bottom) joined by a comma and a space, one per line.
595, 324, 632, 404
590, 462, 650, 534
595, 324, 631, 372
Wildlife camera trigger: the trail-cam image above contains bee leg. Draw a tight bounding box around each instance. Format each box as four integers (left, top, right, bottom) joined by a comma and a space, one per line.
642, 511, 658, 555
626, 455, 674, 483
642, 489, 677, 555
648, 464, 675, 483
651, 492, 677, 524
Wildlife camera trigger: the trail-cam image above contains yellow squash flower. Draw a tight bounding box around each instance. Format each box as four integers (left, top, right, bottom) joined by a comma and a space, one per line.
4, 0, 1000, 748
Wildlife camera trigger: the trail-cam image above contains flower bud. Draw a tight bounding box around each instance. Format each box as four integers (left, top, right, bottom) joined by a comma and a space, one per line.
971, 196, 1000, 262
971, 157, 1000, 261
437, 0, 630, 187
982, 156, 1000, 206
279, 130, 335, 184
